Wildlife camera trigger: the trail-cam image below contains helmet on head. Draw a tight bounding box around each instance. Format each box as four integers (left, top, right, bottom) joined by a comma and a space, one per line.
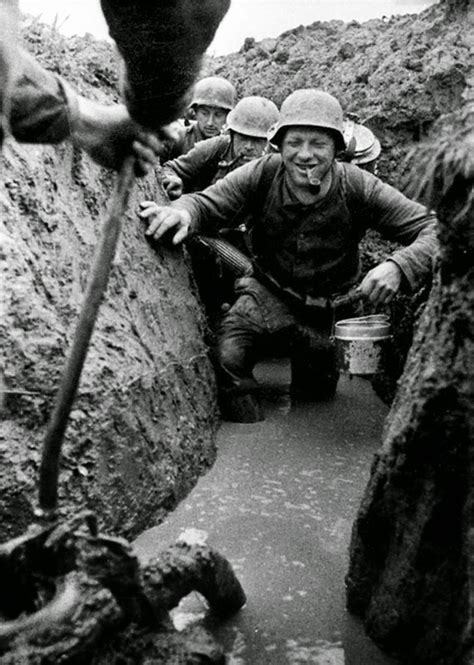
226, 96, 280, 138
189, 76, 237, 111
268, 89, 345, 150
343, 119, 381, 165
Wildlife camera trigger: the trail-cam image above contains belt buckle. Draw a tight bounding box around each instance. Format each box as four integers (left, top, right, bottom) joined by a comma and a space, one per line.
305, 295, 329, 309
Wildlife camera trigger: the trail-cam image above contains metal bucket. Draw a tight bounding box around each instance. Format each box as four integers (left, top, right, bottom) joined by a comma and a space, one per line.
334, 314, 391, 376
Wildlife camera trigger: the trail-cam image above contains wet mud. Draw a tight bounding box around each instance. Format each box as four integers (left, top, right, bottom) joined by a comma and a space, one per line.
135, 360, 397, 664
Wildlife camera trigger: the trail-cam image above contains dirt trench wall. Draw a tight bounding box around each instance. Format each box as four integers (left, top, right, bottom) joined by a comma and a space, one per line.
0, 136, 218, 542
346, 103, 474, 664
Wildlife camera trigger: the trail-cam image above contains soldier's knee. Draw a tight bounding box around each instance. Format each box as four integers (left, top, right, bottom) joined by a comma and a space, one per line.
217, 337, 243, 376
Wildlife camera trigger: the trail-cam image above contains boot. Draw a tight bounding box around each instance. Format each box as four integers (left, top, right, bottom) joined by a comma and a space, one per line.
290, 332, 339, 402
219, 393, 265, 423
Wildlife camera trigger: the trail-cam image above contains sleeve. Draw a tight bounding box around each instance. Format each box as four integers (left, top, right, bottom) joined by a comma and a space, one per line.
359, 170, 439, 291
162, 136, 226, 192
9, 48, 79, 143
172, 156, 268, 236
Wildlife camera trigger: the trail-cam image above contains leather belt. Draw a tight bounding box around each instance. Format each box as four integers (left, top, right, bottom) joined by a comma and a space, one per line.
253, 265, 334, 311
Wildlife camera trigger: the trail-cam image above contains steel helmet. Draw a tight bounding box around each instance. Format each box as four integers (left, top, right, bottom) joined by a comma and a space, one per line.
189, 76, 237, 111
343, 119, 381, 164
268, 89, 345, 150
226, 96, 280, 138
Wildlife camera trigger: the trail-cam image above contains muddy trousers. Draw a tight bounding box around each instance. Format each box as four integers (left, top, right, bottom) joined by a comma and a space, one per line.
215, 289, 340, 422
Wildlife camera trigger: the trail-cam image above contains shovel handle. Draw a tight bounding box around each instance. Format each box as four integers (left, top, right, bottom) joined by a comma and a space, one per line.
38, 157, 136, 517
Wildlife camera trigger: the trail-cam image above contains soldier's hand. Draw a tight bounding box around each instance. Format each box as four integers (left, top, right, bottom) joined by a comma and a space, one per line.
72, 99, 162, 176
162, 173, 184, 200
139, 201, 191, 245
359, 261, 402, 305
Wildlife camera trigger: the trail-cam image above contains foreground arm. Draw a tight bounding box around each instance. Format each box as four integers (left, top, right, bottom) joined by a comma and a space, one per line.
7, 49, 162, 175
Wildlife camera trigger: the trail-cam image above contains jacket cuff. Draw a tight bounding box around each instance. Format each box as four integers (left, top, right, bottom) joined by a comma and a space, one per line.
386, 255, 418, 292
57, 78, 80, 139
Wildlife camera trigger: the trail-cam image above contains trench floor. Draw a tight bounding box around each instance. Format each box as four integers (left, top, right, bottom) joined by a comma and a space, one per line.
135, 359, 398, 664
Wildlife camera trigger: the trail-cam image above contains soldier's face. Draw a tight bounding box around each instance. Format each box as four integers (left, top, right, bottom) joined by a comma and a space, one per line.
233, 132, 267, 161
195, 105, 228, 137
281, 127, 336, 192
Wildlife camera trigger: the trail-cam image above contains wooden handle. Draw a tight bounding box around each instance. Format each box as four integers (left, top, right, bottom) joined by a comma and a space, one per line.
38, 157, 136, 516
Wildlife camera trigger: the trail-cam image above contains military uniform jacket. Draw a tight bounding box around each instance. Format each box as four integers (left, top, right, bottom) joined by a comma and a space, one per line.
174, 154, 439, 298
162, 134, 248, 193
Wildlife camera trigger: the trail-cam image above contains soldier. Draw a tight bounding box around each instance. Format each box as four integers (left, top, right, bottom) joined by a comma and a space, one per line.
140, 89, 438, 423
163, 76, 237, 159
156, 96, 279, 325
160, 95, 279, 198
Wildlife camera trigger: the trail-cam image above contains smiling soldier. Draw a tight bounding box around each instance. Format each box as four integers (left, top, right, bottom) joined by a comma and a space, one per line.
140, 89, 438, 423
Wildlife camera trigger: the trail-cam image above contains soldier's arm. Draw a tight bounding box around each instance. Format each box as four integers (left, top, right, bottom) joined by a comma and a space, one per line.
8, 49, 78, 144
6, 49, 162, 175
162, 136, 228, 194
140, 156, 269, 243
361, 171, 439, 292
176, 158, 266, 235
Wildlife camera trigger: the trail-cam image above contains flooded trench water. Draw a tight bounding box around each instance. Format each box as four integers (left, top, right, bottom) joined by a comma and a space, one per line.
135, 359, 398, 664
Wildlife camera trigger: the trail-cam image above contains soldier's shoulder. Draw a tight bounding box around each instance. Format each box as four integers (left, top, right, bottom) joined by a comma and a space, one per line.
191, 134, 231, 158
259, 152, 282, 170
337, 160, 378, 190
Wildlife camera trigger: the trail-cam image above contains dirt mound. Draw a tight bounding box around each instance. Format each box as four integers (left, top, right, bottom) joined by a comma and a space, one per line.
207, 1, 470, 185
